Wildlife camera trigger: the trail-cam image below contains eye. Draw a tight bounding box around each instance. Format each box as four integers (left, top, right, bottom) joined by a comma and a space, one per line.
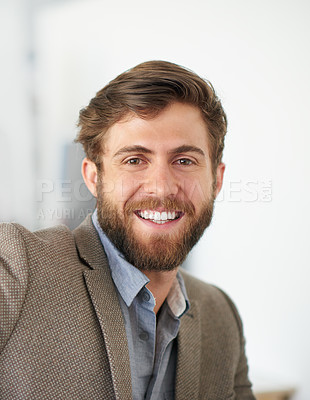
126, 157, 143, 165
175, 158, 194, 166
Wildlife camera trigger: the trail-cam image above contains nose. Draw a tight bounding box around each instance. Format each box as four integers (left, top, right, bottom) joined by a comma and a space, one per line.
142, 164, 179, 198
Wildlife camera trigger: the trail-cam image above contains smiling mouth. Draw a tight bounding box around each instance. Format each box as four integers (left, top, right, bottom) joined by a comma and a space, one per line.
135, 210, 183, 224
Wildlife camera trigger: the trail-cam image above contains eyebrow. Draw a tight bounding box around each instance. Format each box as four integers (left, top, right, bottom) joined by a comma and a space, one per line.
168, 145, 205, 157
113, 144, 205, 158
113, 145, 153, 158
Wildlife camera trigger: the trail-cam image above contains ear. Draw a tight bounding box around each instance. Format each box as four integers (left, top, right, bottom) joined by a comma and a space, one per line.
214, 162, 225, 198
82, 158, 98, 198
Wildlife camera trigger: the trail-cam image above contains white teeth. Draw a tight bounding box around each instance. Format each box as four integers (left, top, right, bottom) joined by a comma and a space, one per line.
161, 212, 167, 221
154, 211, 160, 221
138, 210, 179, 223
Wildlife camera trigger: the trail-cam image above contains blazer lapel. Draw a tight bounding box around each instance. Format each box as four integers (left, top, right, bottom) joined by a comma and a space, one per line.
74, 216, 132, 400
175, 300, 201, 400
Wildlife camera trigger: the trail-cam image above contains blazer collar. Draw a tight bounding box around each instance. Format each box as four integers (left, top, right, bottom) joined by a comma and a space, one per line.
175, 297, 201, 400
73, 214, 107, 270
73, 215, 132, 400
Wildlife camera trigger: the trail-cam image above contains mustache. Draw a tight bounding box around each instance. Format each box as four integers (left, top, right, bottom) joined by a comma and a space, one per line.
124, 197, 195, 216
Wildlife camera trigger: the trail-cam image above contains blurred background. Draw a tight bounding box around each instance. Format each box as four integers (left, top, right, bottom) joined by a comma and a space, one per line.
1, 0, 309, 398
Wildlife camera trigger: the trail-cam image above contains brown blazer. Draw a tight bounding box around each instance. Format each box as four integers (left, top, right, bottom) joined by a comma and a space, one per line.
0, 216, 255, 399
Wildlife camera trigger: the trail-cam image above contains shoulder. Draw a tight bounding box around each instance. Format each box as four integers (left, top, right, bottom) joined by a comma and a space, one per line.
0, 221, 76, 277
0, 222, 78, 352
0, 221, 72, 242
0, 222, 75, 256
180, 267, 228, 304
0, 222, 82, 282
0, 222, 77, 304
180, 268, 243, 335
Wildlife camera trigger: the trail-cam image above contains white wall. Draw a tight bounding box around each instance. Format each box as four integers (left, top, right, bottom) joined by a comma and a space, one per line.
0, 0, 35, 228
3, 0, 310, 397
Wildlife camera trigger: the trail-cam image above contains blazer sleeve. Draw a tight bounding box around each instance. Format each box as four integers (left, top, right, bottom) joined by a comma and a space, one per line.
0, 223, 29, 353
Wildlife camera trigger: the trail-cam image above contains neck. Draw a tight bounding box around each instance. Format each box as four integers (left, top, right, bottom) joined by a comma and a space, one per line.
144, 268, 178, 314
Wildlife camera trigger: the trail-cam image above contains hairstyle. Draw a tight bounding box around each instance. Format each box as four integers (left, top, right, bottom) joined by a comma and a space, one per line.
76, 60, 227, 174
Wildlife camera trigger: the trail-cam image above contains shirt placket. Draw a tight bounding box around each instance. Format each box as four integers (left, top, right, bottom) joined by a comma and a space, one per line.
134, 287, 156, 399
146, 304, 181, 400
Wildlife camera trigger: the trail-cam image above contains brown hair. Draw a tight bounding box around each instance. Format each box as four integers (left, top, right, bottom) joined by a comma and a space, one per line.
76, 60, 227, 173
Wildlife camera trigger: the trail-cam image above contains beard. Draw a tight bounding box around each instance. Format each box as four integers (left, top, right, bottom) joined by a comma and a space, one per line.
96, 184, 215, 272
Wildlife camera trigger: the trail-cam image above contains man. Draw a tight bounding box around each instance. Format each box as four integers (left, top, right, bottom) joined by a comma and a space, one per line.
0, 61, 255, 399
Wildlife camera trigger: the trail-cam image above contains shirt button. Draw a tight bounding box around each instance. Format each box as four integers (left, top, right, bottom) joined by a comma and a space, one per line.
142, 291, 151, 302
139, 331, 149, 341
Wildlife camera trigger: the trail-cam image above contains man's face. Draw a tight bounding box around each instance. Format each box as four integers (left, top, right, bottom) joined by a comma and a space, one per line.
91, 102, 224, 271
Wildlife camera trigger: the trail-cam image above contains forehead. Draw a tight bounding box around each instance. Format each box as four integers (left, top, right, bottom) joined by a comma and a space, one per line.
104, 102, 210, 154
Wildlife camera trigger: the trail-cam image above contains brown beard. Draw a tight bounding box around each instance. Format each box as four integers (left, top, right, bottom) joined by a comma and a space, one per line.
96, 183, 215, 272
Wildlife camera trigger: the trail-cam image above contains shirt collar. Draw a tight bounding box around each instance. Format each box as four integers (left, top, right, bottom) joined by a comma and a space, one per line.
167, 272, 190, 318
92, 209, 190, 316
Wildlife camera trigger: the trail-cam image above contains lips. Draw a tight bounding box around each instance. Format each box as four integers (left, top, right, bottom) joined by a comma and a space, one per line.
135, 210, 182, 224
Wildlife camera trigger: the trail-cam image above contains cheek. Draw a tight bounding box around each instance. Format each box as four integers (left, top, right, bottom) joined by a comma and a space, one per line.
182, 176, 214, 204
108, 176, 142, 204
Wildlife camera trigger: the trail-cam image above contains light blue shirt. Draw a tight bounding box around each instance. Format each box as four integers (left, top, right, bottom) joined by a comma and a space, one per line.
92, 210, 190, 400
